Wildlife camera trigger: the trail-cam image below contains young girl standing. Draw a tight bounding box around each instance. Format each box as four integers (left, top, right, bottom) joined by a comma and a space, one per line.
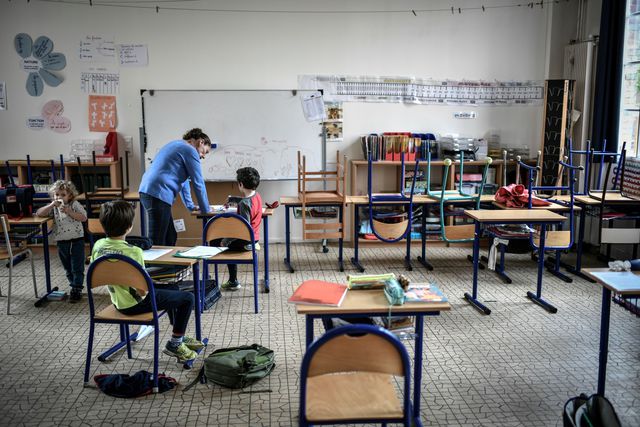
36, 180, 87, 302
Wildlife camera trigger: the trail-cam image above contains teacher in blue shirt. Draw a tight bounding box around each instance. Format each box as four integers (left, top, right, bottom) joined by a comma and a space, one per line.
140, 128, 212, 246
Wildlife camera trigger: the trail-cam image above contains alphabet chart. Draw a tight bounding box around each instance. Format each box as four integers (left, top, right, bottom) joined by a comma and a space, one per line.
299, 75, 543, 106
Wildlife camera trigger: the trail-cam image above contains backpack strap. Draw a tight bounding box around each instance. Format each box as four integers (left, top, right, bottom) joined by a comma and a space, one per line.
182, 366, 205, 392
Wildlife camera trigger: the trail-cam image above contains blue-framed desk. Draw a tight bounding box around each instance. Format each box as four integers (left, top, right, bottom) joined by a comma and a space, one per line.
583, 268, 640, 396
192, 208, 274, 292
77, 191, 145, 236
280, 196, 344, 273
296, 289, 451, 427
464, 209, 567, 314
8, 216, 55, 307
97, 246, 206, 369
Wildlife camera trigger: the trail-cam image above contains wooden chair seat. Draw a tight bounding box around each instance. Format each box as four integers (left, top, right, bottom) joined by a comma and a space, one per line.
372, 219, 409, 240
306, 372, 403, 422
444, 224, 476, 241
209, 250, 254, 262
94, 305, 165, 322
303, 191, 344, 202
533, 230, 571, 247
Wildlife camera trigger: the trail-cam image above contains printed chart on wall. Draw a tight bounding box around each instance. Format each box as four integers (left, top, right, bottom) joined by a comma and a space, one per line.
141, 90, 323, 181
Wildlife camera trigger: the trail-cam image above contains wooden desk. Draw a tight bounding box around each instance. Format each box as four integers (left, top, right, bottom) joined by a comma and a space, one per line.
464, 209, 566, 314
280, 196, 345, 273
296, 288, 451, 426
492, 200, 581, 212
585, 192, 637, 203
583, 269, 640, 396
192, 208, 274, 292
8, 216, 55, 307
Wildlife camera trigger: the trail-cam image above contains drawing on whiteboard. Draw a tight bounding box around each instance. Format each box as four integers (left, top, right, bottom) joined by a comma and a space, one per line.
204, 139, 318, 180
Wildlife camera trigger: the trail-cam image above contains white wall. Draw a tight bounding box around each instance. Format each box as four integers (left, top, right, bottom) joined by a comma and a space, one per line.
0, 0, 579, 242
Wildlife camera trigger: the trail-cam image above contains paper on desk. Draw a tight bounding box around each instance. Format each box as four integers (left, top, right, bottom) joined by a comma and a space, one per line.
590, 271, 640, 292
175, 246, 228, 259
208, 205, 237, 213
142, 248, 172, 261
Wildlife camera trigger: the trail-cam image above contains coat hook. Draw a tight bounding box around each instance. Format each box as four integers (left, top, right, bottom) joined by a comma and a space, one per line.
412, 9, 416, 16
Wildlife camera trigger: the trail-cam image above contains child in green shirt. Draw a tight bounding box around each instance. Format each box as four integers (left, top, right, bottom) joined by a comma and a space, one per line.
90, 200, 204, 363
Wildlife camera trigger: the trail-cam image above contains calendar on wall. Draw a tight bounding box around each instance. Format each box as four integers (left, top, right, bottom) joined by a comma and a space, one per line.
299, 75, 543, 106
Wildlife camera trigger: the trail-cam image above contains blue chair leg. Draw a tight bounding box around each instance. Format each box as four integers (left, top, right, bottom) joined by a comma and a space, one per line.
253, 260, 259, 314
153, 322, 160, 393
84, 322, 95, 386
124, 324, 133, 359
214, 264, 219, 286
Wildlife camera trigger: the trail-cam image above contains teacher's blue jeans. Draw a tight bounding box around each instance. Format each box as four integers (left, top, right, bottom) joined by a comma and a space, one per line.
140, 192, 177, 246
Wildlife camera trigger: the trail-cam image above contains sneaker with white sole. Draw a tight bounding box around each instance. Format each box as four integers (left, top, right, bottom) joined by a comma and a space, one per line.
163, 343, 197, 363
183, 336, 206, 351
221, 280, 241, 291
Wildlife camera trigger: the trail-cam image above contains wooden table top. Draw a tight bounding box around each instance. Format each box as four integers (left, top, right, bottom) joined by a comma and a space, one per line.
191, 207, 274, 217
144, 246, 197, 266
295, 289, 451, 315
576, 192, 638, 204
492, 200, 581, 212
7, 216, 53, 225
464, 209, 567, 223
77, 191, 140, 201
347, 195, 437, 205
582, 268, 640, 295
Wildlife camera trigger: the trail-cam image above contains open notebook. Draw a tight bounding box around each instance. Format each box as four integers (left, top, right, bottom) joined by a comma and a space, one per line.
174, 246, 228, 259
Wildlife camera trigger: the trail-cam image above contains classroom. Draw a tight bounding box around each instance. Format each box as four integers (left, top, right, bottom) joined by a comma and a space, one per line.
0, 0, 638, 426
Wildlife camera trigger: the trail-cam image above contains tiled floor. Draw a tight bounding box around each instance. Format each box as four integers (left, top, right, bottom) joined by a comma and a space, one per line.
0, 243, 638, 426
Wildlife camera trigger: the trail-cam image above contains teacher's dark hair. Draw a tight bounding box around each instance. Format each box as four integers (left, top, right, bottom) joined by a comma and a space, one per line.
183, 128, 211, 146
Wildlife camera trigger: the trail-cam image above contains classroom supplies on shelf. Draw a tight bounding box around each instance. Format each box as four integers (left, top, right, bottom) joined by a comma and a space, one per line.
347, 272, 396, 290
360, 132, 436, 161
287, 280, 348, 307
174, 246, 228, 259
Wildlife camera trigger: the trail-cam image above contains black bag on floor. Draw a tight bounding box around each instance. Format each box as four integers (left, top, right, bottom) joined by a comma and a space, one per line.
94, 370, 177, 398
563, 393, 622, 427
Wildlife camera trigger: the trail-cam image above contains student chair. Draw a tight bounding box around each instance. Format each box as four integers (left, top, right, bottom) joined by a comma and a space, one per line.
299, 324, 412, 427
425, 147, 493, 243
0, 214, 38, 315
202, 212, 259, 313
517, 155, 583, 284
594, 149, 640, 260
84, 254, 166, 393
364, 152, 419, 270
297, 150, 347, 242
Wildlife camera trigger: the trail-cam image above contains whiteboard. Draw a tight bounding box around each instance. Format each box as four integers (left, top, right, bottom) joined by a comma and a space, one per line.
142, 90, 323, 181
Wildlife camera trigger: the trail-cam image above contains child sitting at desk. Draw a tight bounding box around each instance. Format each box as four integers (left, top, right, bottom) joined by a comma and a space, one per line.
214, 167, 263, 291
90, 200, 204, 364
36, 180, 87, 303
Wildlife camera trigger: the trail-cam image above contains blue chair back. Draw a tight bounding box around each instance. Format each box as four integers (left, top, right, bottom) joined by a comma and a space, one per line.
299, 324, 412, 426
569, 139, 626, 194
366, 152, 419, 243
517, 156, 583, 249
86, 254, 159, 321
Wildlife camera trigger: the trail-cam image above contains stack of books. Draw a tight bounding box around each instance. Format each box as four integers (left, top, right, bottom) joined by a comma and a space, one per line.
47, 290, 67, 301
403, 283, 447, 303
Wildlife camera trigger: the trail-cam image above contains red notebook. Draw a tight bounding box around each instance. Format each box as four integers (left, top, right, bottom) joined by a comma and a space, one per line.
288, 280, 349, 307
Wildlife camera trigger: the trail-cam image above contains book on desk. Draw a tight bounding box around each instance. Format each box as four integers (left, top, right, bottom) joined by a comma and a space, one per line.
288, 280, 349, 307
404, 283, 448, 303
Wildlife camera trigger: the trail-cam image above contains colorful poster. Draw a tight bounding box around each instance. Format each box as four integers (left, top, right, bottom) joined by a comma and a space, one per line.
89, 95, 117, 132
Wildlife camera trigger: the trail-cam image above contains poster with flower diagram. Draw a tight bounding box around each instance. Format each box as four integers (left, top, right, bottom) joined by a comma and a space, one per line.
88, 94, 117, 132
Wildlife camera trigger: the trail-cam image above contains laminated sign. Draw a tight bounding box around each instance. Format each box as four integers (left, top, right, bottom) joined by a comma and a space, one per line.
89, 94, 117, 132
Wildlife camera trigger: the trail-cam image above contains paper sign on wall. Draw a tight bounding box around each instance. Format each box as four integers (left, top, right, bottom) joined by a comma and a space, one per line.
79, 35, 116, 62
118, 44, 148, 67
26, 99, 71, 133
89, 95, 117, 132
81, 71, 119, 94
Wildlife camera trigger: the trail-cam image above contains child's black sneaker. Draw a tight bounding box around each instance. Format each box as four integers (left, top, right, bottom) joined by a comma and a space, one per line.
69, 289, 82, 303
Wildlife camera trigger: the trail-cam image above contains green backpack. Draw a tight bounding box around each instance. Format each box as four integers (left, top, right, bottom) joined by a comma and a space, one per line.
185, 344, 275, 390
